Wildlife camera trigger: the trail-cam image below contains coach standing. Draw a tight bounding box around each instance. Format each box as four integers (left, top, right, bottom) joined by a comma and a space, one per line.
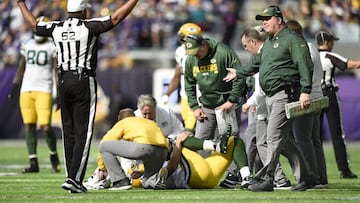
17, 0, 139, 193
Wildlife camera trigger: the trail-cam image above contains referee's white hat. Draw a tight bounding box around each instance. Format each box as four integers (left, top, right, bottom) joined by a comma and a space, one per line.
67, 0, 91, 12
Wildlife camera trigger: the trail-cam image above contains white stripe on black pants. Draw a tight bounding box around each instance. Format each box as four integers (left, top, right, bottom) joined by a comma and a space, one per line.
59, 72, 97, 184
321, 88, 350, 171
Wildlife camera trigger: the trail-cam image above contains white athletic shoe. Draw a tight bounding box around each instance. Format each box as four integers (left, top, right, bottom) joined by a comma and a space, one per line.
83, 168, 111, 190
154, 167, 168, 190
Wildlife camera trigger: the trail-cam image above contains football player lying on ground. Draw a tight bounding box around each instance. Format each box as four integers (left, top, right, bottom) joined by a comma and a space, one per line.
153, 124, 253, 189
84, 124, 253, 189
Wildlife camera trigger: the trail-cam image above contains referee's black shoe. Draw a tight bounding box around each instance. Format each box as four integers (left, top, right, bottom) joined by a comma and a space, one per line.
340, 169, 358, 179
62, 178, 87, 193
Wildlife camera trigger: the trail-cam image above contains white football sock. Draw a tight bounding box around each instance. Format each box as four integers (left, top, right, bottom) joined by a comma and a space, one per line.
240, 166, 250, 178
203, 140, 215, 151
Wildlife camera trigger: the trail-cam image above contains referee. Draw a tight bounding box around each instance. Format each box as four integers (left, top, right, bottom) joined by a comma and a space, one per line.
315, 31, 360, 179
17, 0, 139, 193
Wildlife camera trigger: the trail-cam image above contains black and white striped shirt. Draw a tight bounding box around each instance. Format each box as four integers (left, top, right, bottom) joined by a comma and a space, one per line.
36, 16, 113, 72
318, 50, 348, 87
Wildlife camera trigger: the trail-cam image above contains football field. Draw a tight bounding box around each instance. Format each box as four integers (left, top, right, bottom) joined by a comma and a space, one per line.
0, 139, 359, 203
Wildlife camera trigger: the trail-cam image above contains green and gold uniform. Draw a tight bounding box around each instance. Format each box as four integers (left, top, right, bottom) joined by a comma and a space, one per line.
184, 37, 247, 110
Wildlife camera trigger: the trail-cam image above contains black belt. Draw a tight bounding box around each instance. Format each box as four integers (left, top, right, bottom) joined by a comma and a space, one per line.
266, 82, 300, 99
322, 84, 338, 92
59, 69, 96, 79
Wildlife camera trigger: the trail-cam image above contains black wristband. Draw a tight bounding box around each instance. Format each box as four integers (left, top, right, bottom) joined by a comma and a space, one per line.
17, 0, 25, 3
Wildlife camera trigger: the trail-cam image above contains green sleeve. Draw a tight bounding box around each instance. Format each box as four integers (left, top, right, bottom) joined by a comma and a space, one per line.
227, 50, 246, 102
184, 58, 200, 110
290, 36, 313, 94
236, 53, 261, 79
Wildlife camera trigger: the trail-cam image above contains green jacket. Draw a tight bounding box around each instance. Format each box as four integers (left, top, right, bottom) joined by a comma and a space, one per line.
184, 37, 246, 110
238, 27, 313, 96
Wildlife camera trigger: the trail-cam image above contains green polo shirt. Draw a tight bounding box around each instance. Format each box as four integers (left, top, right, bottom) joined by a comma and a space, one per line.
259, 27, 313, 96
184, 37, 246, 110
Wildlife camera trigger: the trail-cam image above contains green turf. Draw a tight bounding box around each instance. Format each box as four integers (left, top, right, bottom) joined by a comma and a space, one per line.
0, 139, 359, 203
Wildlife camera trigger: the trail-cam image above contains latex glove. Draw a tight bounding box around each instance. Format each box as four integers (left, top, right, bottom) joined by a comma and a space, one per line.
161, 94, 169, 105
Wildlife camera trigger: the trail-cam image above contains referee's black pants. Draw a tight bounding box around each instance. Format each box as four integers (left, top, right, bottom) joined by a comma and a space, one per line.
320, 88, 350, 172
58, 72, 97, 183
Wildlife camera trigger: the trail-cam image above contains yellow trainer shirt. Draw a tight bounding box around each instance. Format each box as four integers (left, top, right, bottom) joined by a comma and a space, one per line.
97, 117, 169, 170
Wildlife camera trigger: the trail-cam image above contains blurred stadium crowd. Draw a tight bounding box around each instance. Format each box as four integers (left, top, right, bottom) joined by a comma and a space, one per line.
1, 0, 360, 69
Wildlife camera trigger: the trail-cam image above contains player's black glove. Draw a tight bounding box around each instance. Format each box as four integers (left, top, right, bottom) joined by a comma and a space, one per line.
8, 83, 20, 99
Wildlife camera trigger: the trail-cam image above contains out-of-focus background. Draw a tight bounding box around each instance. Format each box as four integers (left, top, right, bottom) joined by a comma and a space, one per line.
1, 0, 360, 140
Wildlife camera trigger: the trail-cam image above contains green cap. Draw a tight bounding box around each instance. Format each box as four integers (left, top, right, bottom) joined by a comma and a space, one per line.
255, 5, 283, 21
184, 34, 203, 56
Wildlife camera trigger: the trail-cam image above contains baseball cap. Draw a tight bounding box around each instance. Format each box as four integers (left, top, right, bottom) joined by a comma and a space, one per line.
184, 34, 203, 56
255, 5, 283, 21
315, 31, 339, 45
67, 0, 91, 12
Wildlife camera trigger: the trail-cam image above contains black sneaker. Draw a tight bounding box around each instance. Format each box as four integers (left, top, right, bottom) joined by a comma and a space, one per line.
61, 178, 87, 193
274, 180, 291, 190
109, 178, 132, 190
154, 167, 168, 190
340, 170, 358, 179
50, 154, 61, 173
290, 181, 307, 192
215, 124, 232, 154
290, 179, 316, 192
219, 171, 242, 188
248, 179, 274, 192
22, 158, 39, 173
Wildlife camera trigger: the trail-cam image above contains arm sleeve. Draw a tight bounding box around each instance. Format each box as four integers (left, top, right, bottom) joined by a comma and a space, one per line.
184, 58, 200, 110
227, 50, 246, 103
237, 54, 261, 78
36, 21, 56, 37
290, 36, 313, 94
246, 74, 264, 106
325, 52, 348, 71
86, 16, 114, 35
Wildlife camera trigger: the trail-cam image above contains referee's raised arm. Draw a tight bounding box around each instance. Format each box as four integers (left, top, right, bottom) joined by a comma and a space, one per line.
17, 0, 37, 32
17, 0, 139, 30
111, 0, 139, 26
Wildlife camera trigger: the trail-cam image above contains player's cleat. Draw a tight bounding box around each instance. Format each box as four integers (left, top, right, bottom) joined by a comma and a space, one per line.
50, 154, 61, 173
215, 124, 232, 154
62, 178, 87, 193
219, 170, 242, 188
340, 169, 357, 179
109, 178, 132, 190
241, 175, 255, 189
154, 167, 168, 190
22, 158, 39, 173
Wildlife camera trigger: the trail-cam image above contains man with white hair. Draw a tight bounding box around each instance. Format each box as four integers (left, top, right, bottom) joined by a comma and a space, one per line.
17, 0, 139, 193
